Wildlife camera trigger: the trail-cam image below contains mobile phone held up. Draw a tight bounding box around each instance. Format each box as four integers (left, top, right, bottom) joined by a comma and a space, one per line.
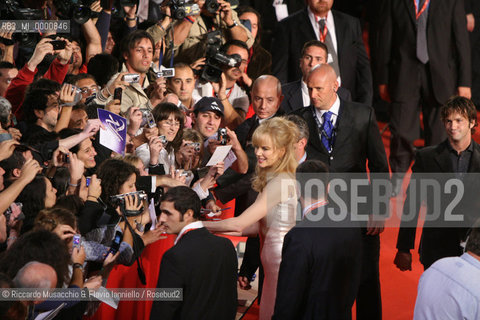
108, 231, 123, 256
73, 234, 81, 249
114, 87, 123, 103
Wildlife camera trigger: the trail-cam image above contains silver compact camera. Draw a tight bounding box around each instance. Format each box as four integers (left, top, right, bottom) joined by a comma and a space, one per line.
123, 73, 140, 83
187, 142, 201, 152
140, 108, 157, 128
175, 169, 190, 177
159, 135, 167, 144
156, 68, 175, 78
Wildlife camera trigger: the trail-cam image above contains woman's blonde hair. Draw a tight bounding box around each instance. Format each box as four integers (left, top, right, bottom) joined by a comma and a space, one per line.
122, 154, 142, 167
251, 117, 299, 192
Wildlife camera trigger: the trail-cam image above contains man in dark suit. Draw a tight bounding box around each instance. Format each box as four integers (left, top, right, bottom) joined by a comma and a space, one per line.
394, 96, 480, 271
280, 40, 351, 114
376, 0, 472, 196
238, 0, 305, 50
271, 0, 372, 105
293, 64, 389, 320
273, 160, 362, 319
150, 186, 238, 320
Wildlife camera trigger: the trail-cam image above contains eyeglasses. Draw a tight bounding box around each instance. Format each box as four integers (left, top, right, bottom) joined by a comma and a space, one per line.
161, 120, 181, 128
79, 86, 99, 94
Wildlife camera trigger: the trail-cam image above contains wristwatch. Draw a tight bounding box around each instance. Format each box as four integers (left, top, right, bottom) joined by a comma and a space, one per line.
226, 21, 238, 29
73, 263, 84, 271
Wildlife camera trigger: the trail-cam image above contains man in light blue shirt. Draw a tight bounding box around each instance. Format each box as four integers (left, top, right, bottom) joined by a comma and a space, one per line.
414, 221, 480, 320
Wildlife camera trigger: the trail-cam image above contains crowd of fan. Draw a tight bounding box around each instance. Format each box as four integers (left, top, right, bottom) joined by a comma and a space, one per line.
0, 1, 279, 318
0, 0, 478, 319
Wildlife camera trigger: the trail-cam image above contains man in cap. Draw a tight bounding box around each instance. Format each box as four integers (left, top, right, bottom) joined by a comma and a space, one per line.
193, 97, 248, 174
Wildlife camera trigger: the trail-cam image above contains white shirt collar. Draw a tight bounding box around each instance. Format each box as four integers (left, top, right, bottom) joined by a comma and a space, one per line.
301, 80, 311, 107
174, 221, 204, 245
314, 94, 341, 126
299, 151, 307, 164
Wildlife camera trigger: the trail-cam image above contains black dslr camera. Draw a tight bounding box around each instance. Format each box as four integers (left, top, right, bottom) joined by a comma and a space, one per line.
53, 0, 99, 24
199, 31, 242, 83
110, 191, 148, 216
203, 0, 219, 14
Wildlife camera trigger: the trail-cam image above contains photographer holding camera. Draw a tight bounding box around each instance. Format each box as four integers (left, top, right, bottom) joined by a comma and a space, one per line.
109, 30, 169, 115
193, 40, 250, 129
167, 0, 254, 64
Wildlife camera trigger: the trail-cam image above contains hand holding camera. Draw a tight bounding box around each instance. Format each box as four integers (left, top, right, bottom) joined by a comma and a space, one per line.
59, 83, 80, 106
111, 191, 147, 217
105, 72, 129, 99
87, 174, 102, 200
51, 146, 70, 166
71, 244, 86, 265
27, 38, 56, 71
127, 107, 143, 134
4, 202, 24, 231
148, 135, 165, 166
171, 166, 188, 184
140, 109, 157, 129
218, 0, 234, 25
53, 37, 73, 65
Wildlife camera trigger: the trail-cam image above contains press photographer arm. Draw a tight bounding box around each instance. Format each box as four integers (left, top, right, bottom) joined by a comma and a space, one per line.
218, 0, 249, 45
82, 18, 102, 65
0, 31, 14, 63
213, 73, 245, 129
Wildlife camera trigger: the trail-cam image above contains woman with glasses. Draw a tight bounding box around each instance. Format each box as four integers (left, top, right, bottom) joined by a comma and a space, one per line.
135, 102, 185, 175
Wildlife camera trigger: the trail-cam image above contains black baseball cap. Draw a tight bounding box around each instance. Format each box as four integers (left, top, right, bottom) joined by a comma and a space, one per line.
193, 97, 224, 117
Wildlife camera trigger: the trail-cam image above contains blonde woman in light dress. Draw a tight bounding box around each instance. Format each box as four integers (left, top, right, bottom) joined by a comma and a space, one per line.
204, 117, 299, 319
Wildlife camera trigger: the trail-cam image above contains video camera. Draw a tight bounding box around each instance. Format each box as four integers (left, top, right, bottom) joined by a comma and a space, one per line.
199, 31, 242, 83
169, 0, 200, 20
53, 0, 102, 25
110, 190, 148, 216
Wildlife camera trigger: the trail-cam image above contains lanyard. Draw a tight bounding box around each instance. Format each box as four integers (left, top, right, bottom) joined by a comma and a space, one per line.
158, 29, 175, 69
212, 87, 233, 99
311, 106, 336, 150
414, 0, 430, 19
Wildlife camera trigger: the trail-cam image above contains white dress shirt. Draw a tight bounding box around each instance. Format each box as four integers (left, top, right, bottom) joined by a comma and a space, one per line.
314, 95, 340, 128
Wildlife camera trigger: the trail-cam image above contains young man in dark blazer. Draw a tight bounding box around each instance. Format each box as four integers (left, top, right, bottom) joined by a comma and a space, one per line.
280, 40, 351, 114
395, 96, 480, 271
150, 186, 238, 320
293, 64, 389, 320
